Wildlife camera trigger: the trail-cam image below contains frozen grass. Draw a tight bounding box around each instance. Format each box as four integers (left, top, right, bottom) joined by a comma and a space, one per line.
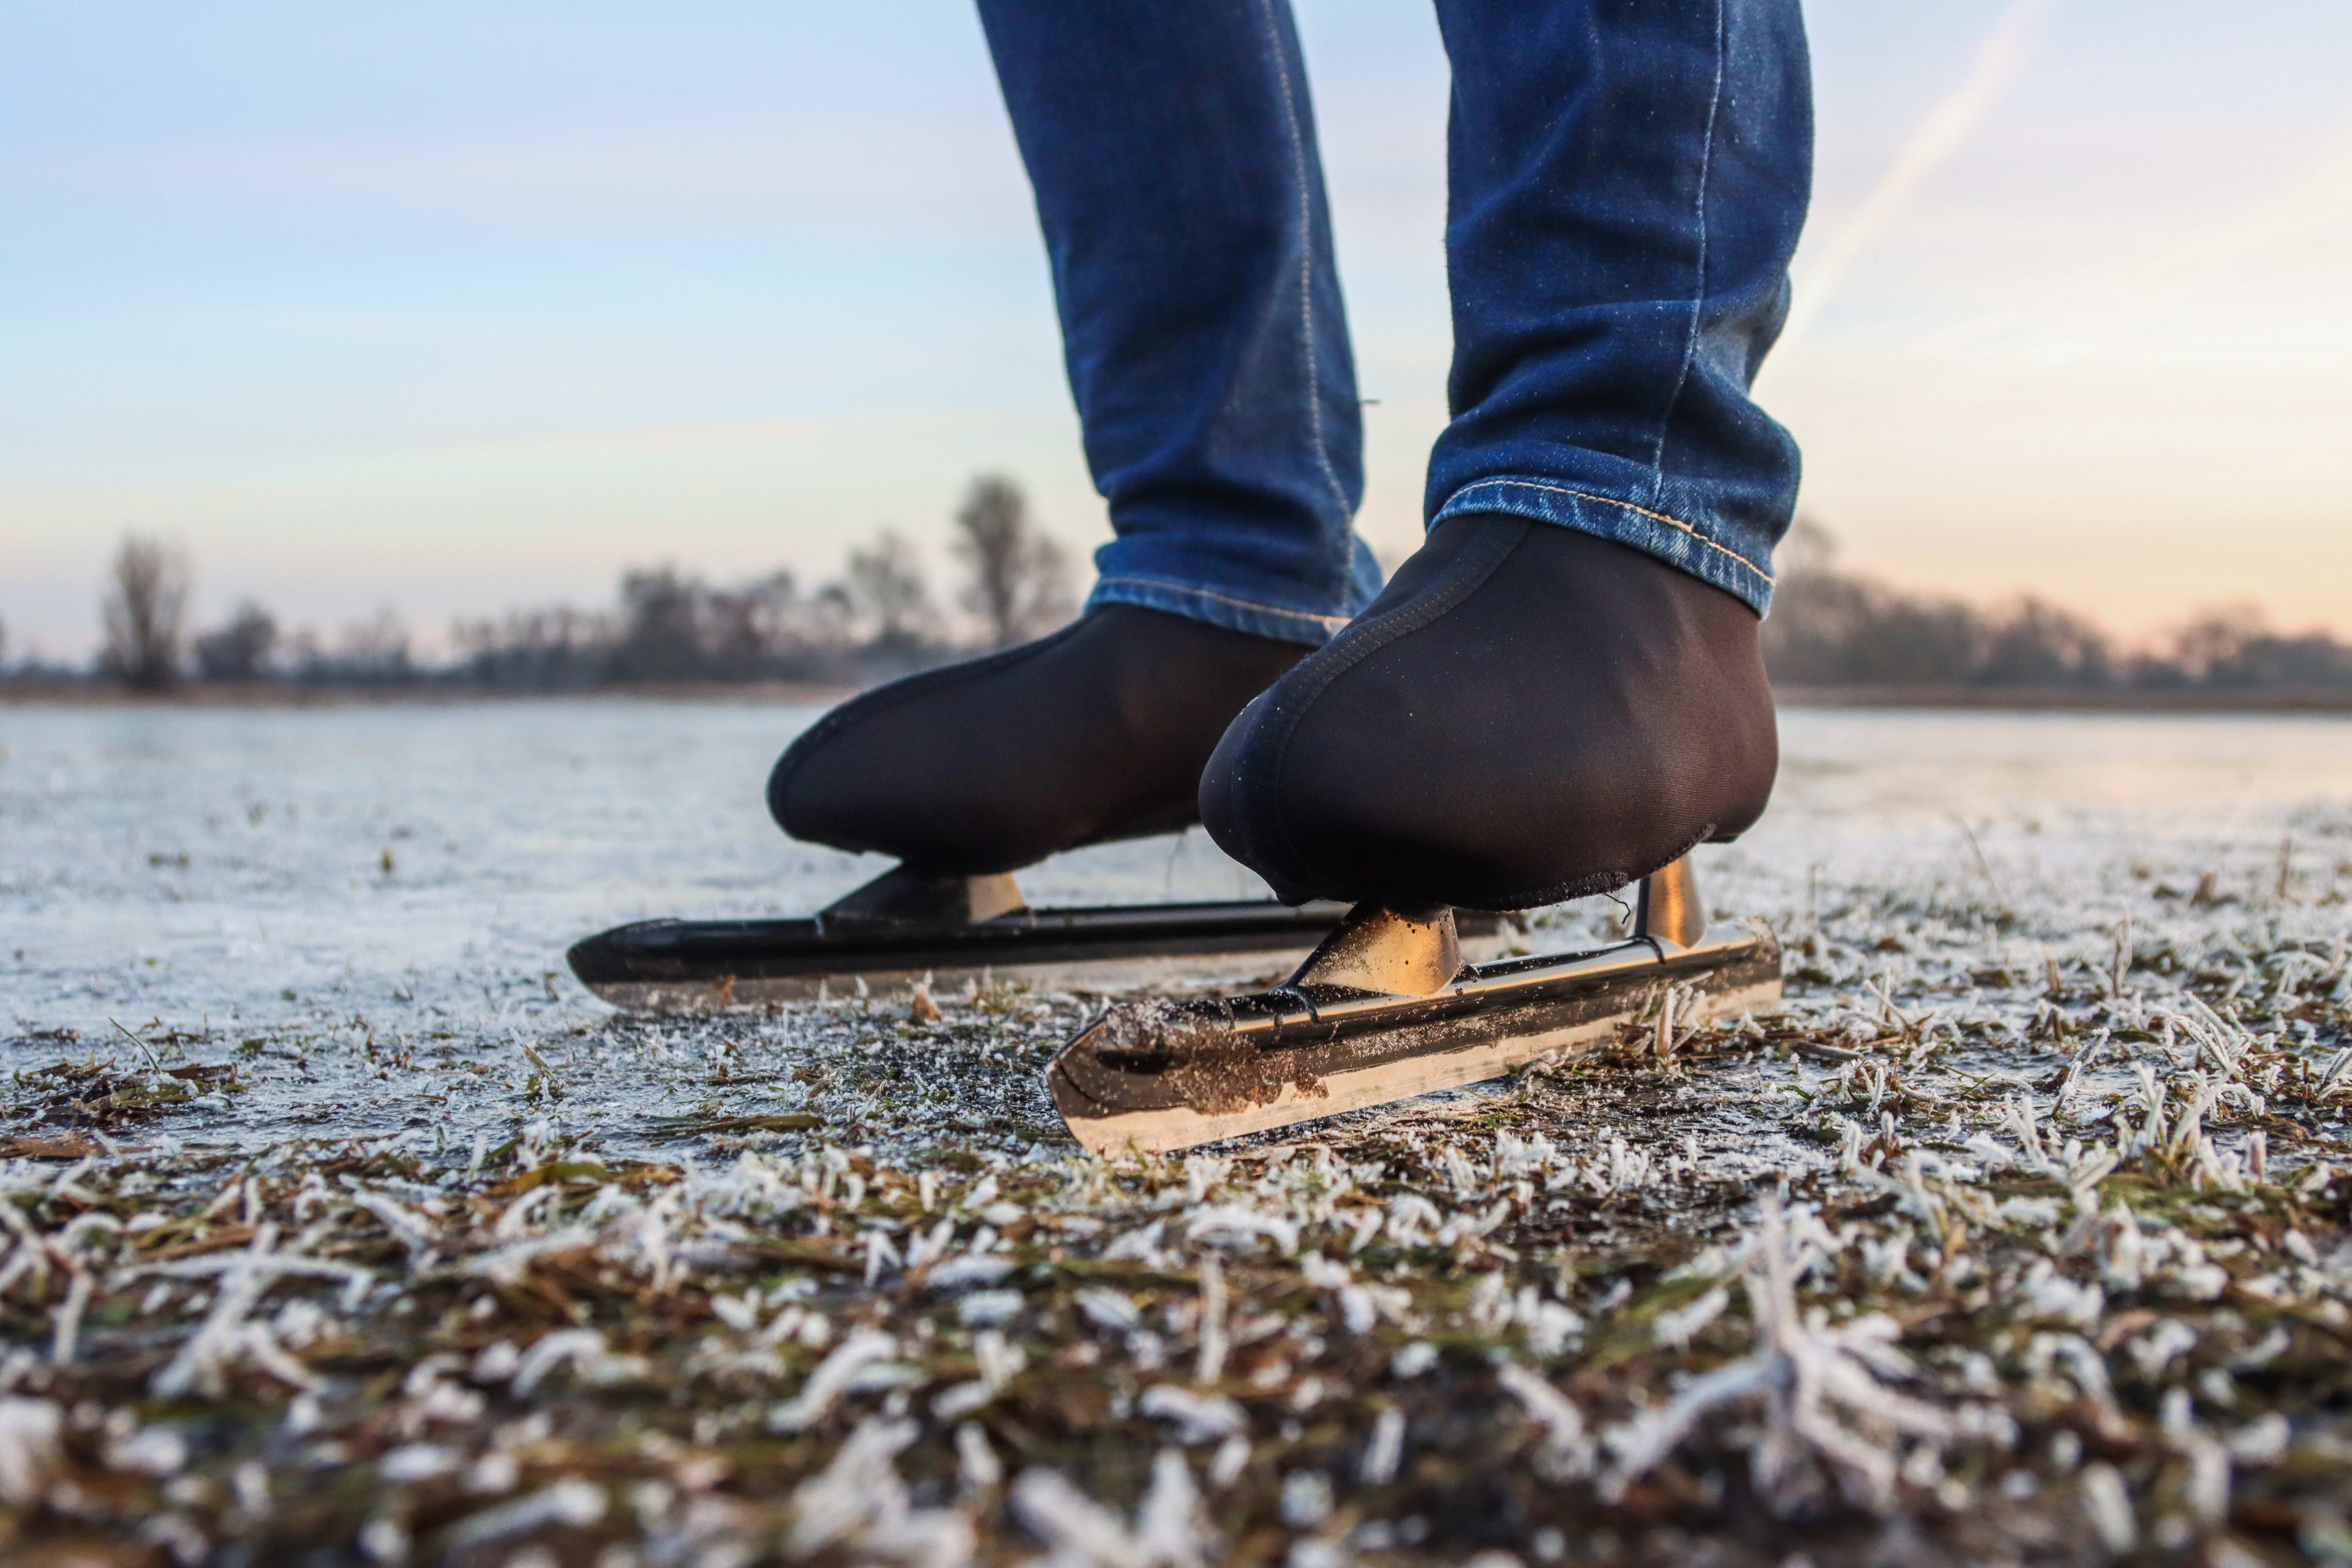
4, 704, 2352, 1564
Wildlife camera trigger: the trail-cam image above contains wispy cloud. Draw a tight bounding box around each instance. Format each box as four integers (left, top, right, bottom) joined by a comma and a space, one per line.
1770, 0, 2054, 366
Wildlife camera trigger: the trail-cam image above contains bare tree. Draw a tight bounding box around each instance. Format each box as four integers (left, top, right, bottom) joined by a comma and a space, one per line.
704, 571, 801, 677
1977, 597, 2111, 687
194, 601, 279, 682
100, 533, 190, 690
612, 566, 707, 680
335, 607, 413, 684
846, 530, 935, 660
951, 474, 1074, 648
453, 603, 617, 689
1775, 514, 1840, 578
2161, 605, 2352, 690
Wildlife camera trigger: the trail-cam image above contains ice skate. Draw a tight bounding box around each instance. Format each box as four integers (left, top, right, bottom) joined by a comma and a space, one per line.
568, 862, 1409, 1011
1046, 854, 1780, 1156
568, 605, 1504, 1008
1046, 517, 1787, 1153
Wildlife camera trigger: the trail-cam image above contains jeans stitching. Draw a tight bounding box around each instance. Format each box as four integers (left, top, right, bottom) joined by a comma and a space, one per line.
1093, 574, 1354, 628
1650, 0, 1728, 505
1252, 0, 1351, 528
1446, 478, 1776, 584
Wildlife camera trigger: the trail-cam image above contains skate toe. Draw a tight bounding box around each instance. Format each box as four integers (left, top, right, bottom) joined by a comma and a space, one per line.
1200, 514, 1777, 910
770, 606, 1311, 876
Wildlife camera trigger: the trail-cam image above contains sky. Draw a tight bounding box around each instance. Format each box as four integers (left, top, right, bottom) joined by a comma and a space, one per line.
5, 0, 2351, 662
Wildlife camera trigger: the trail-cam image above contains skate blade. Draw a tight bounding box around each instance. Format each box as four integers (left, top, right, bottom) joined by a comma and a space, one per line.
1046, 921, 1781, 1157
567, 899, 1512, 1013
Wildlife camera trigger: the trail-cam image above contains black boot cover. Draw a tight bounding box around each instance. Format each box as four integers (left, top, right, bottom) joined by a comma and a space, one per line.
1199, 515, 1777, 910
770, 606, 1309, 876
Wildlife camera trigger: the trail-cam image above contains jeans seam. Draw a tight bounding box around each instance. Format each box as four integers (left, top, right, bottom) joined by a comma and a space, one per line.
1445, 478, 1776, 585
1651, 0, 1728, 506
1252, 0, 1351, 529
1092, 574, 1354, 628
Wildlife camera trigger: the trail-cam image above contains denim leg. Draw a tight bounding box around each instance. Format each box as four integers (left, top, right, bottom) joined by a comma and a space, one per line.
976, 0, 1382, 647
1427, 0, 1812, 614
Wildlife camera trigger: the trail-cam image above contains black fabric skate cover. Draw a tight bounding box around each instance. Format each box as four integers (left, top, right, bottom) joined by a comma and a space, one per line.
1199, 514, 1777, 910
770, 606, 1308, 875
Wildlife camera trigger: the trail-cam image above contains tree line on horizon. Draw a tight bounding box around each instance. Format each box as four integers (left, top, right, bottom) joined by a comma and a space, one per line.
1758, 519, 2352, 692
12, 475, 1076, 692
9, 506, 2351, 695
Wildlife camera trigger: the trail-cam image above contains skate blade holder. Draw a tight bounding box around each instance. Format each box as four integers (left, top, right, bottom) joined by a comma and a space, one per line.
1046, 854, 1781, 1157
812, 865, 1030, 935
565, 861, 1507, 1012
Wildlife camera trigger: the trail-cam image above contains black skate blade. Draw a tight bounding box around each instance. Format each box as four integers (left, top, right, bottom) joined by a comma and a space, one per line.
1046, 921, 1781, 1157
568, 897, 1509, 1012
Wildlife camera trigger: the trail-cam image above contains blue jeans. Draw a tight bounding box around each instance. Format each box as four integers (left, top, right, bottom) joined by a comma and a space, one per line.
976, 0, 1811, 643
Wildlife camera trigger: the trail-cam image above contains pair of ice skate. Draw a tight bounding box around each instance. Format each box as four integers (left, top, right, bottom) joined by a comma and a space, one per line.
571, 516, 1783, 1153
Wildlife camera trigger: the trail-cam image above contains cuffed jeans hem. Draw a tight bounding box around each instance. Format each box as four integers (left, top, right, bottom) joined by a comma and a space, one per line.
1433, 479, 1777, 616
1087, 575, 1349, 647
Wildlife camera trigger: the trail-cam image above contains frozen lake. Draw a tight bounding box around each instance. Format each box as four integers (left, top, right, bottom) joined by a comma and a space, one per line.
6, 698, 2351, 1145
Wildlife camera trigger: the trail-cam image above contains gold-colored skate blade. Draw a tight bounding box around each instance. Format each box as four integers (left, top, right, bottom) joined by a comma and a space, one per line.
1047, 919, 1782, 1158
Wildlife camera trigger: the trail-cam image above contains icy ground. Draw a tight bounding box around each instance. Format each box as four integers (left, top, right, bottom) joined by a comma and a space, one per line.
6, 703, 2351, 1152
3, 701, 2351, 1565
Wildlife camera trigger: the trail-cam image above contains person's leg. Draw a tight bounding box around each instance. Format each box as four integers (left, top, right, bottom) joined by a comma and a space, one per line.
771, 1, 1379, 876
978, 0, 1380, 639
1425, 0, 1809, 602
1202, 0, 1811, 910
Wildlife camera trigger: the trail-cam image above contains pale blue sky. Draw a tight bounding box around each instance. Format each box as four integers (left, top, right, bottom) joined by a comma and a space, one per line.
6, 1, 2350, 658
